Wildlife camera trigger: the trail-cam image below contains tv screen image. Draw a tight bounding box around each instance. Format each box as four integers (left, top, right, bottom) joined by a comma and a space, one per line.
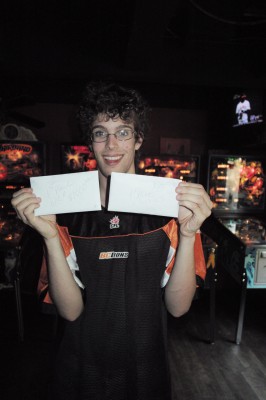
61, 144, 97, 173
232, 90, 263, 128
0, 142, 45, 184
208, 155, 265, 213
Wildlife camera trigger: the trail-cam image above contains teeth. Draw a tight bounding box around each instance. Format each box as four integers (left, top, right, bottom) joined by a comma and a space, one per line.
104, 156, 122, 161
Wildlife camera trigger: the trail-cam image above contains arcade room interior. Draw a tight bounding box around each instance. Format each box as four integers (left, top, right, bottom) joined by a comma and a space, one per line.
1, 1, 266, 400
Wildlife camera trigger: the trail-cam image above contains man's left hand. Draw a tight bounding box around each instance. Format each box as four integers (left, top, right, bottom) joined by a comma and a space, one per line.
175, 182, 213, 237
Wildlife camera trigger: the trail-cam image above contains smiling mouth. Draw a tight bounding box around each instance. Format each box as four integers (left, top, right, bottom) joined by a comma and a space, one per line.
104, 155, 123, 161
103, 155, 123, 165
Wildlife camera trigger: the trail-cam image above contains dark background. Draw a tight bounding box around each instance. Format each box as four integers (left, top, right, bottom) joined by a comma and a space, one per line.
1, 1, 266, 97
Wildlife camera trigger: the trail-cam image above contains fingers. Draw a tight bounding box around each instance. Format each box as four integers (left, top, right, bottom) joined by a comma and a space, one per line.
11, 188, 41, 225
175, 182, 213, 218
20, 201, 41, 225
12, 187, 33, 199
176, 183, 213, 236
11, 189, 58, 240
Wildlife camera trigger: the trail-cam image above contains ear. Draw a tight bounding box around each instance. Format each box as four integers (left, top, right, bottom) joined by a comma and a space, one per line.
135, 136, 143, 151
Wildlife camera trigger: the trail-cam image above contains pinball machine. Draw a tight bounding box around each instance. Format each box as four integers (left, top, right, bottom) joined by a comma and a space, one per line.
0, 141, 46, 340
205, 153, 266, 344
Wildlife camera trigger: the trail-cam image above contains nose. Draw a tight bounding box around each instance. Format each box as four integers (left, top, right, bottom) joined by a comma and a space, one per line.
105, 133, 118, 149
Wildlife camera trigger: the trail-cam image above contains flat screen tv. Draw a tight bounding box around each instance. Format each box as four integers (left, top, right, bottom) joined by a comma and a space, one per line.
232, 89, 263, 128
208, 154, 265, 214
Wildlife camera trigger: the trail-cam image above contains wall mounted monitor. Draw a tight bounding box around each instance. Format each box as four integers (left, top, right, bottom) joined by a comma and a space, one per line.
232, 89, 263, 128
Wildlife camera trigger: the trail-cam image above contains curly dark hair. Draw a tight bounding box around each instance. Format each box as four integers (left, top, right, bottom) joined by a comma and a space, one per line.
78, 81, 150, 143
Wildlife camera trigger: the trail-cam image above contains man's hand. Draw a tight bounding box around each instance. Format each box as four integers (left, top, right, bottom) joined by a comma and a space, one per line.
175, 182, 213, 237
11, 188, 57, 240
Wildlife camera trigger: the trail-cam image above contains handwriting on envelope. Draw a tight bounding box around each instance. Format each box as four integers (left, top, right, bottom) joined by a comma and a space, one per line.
108, 172, 181, 218
30, 171, 101, 216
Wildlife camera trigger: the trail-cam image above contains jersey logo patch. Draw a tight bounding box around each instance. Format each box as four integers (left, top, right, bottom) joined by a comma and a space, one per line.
99, 251, 129, 259
109, 215, 120, 229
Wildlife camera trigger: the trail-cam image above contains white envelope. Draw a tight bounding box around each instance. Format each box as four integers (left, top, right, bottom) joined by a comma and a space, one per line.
108, 172, 181, 218
30, 171, 101, 216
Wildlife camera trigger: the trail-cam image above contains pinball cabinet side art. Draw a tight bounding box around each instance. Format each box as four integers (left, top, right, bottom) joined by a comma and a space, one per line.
0, 141, 46, 341
204, 154, 266, 344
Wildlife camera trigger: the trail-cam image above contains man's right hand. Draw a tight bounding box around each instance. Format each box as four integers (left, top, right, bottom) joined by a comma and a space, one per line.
11, 188, 57, 240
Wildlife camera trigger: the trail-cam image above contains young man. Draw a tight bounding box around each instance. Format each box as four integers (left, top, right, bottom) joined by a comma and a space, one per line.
11, 82, 213, 400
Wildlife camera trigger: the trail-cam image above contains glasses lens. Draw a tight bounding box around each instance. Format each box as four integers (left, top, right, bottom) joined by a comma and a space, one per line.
116, 128, 133, 140
92, 130, 108, 142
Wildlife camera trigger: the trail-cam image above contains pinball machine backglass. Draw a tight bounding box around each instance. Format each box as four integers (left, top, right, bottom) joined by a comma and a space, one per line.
60, 144, 97, 173
137, 154, 200, 182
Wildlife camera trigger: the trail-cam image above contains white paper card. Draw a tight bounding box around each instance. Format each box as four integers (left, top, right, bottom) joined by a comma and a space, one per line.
30, 171, 101, 216
108, 173, 181, 218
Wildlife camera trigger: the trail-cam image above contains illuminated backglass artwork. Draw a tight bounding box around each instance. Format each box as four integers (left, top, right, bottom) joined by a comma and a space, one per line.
0, 141, 45, 183
61, 144, 97, 173
208, 155, 265, 213
137, 155, 199, 183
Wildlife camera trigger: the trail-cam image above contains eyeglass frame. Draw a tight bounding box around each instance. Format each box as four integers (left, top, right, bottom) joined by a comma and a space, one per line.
90, 127, 138, 143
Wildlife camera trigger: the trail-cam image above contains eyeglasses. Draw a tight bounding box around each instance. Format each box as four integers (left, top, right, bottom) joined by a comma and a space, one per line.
91, 127, 136, 143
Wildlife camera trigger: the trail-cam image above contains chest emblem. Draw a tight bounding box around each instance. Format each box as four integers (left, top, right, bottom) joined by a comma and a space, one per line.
109, 215, 120, 229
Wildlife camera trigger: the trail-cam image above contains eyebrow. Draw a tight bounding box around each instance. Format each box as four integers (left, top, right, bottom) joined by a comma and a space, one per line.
92, 124, 133, 130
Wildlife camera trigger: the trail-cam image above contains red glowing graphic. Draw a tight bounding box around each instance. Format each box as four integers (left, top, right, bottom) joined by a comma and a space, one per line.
209, 157, 265, 211
137, 156, 198, 182
0, 163, 8, 180
0, 143, 43, 182
62, 145, 97, 173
